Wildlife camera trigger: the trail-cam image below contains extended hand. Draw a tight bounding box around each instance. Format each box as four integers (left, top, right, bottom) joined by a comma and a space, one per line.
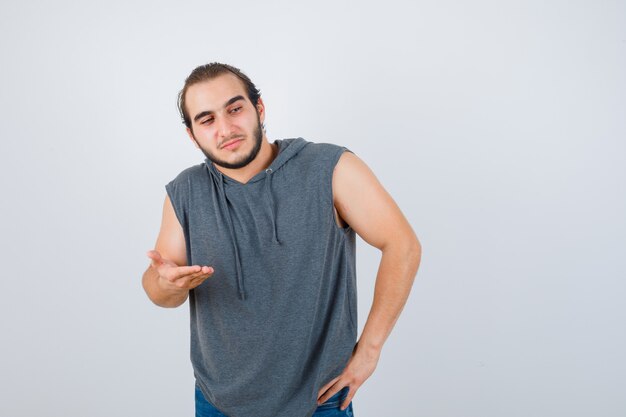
317, 341, 380, 411
147, 250, 214, 291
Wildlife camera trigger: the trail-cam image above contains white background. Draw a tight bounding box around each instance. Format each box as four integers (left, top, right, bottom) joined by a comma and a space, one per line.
1, 1, 624, 416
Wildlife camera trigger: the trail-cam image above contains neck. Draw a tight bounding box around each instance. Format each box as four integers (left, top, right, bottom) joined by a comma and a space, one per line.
213, 136, 277, 184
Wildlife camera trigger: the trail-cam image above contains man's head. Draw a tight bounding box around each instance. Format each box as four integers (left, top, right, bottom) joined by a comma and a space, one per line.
178, 63, 265, 169
178, 63, 261, 130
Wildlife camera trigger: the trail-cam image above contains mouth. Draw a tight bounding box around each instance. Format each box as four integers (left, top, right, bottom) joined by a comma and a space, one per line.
221, 138, 244, 149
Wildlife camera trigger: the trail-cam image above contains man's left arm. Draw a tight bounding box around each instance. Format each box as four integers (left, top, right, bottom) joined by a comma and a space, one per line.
317, 151, 422, 410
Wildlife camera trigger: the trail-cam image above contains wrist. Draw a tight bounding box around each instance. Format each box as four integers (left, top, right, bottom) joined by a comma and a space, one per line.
154, 282, 188, 308
356, 338, 383, 359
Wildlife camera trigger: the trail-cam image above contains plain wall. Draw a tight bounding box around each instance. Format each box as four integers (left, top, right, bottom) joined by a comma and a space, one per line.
0, 1, 624, 416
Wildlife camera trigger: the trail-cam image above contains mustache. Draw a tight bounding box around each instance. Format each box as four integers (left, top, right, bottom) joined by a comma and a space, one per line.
219, 135, 245, 148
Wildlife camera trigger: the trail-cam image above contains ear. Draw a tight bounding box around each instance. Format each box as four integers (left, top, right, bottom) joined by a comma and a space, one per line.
186, 127, 200, 149
256, 97, 265, 124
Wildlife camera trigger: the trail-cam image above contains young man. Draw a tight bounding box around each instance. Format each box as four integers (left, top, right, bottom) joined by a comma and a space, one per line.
142, 63, 421, 417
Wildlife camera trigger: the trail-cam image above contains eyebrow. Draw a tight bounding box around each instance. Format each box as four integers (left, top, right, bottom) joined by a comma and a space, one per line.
193, 95, 245, 122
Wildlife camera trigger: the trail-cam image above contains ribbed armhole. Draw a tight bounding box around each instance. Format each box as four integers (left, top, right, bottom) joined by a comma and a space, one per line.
328, 146, 354, 232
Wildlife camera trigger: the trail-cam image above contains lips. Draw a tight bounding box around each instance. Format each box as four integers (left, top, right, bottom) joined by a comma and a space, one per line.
221, 138, 243, 149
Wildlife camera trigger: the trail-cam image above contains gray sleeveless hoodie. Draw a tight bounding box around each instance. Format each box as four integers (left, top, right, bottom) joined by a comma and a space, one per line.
165, 137, 358, 417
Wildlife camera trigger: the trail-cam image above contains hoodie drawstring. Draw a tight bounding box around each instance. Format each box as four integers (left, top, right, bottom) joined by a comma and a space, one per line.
205, 138, 308, 302
211, 166, 281, 301
216, 172, 246, 301
264, 168, 281, 245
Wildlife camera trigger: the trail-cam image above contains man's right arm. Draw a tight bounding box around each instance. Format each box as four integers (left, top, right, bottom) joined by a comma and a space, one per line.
142, 194, 213, 308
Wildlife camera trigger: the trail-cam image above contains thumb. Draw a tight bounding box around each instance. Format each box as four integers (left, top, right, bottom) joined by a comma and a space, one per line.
146, 250, 163, 268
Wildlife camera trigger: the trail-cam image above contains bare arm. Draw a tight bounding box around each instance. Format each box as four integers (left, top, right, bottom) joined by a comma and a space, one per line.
318, 151, 422, 408
142, 194, 213, 308
335, 152, 422, 354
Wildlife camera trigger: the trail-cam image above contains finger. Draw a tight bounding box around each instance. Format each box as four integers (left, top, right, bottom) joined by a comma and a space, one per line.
168, 266, 213, 283
339, 387, 354, 411
189, 267, 214, 280
199, 265, 213, 275
317, 376, 341, 404
318, 386, 346, 407
166, 265, 204, 281
177, 269, 214, 288
187, 266, 214, 280
318, 375, 340, 399
188, 274, 211, 288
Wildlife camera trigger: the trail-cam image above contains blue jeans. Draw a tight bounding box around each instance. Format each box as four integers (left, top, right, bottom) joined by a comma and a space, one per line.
195, 384, 354, 416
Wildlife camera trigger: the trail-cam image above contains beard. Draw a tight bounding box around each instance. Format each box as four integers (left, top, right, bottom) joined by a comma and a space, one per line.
195, 112, 264, 170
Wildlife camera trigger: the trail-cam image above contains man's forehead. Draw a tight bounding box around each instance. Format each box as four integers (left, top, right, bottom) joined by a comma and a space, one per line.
188, 73, 248, 102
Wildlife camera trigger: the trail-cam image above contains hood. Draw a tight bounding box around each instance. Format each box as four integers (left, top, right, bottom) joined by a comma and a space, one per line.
205, 138, 309, 301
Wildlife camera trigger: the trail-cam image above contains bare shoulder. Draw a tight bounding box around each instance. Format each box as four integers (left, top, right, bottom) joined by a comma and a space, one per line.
332, 151, 384, 207
333, 151, 377, 186
332, 151, 414, 249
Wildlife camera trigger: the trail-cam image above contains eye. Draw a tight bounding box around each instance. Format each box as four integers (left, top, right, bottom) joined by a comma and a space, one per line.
201, 118, 214, 125
230, 106, 242, 113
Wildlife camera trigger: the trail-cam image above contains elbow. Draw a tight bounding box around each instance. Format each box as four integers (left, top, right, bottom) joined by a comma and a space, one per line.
146, 290, 187, 309
152, 298, 184, 309
141, 267, 185, 308
412, 235, 422, 259
407, 235, 422, 270
382, 231, 422, 265
402, 231, 422, 273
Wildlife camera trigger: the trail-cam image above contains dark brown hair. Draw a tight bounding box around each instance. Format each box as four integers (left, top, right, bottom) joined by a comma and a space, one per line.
177, 62, 261, 129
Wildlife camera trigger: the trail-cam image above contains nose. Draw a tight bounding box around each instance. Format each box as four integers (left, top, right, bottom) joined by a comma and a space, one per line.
214, 115, 233, 140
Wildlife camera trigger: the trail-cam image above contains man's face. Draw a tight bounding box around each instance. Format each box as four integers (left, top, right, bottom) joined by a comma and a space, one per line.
185, 73, 265, 169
